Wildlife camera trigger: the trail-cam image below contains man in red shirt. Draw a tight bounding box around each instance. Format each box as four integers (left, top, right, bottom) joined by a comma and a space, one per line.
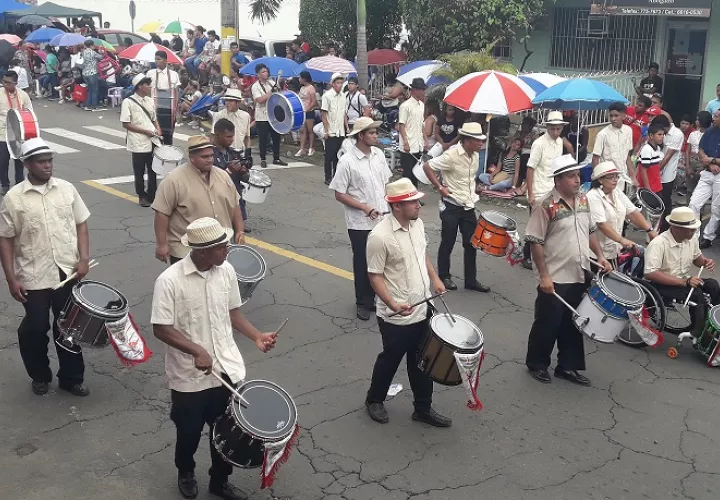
624, 96, 660, 152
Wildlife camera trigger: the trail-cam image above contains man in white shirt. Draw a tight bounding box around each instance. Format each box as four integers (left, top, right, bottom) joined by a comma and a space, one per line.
152, 217, 278, 500
120, 73, 162, 207
146, 51, 180, 145
0, 138, 91, 397
212, 89, 251, 151
321, 73, 348, 185
591, 102, 637, 192
652, 113, 683, 232
251, 63, 286, 168
398, 78, 426, 186
329, 117, 391, 321
0, 70, 32, 194
345, 76, 370, 127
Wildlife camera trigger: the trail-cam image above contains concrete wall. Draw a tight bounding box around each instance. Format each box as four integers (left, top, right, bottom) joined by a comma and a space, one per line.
703, 2, 720, 105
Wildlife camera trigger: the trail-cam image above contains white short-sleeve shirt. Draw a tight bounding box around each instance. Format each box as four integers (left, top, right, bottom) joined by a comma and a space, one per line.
587, 187, 638, 259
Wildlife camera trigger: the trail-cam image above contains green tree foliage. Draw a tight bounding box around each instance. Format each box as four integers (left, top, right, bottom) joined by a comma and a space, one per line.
433, 51, 517, 82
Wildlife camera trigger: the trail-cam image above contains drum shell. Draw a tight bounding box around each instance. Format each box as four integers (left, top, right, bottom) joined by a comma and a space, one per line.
242, 182, 270, 204
471, 213, 513, 257
58, 302, 112, 347
576, 295, 627, 343
6, 108, 40, 159
268, 91, 305, 134
413, 160, 430, 185
418, 320, 482, 386
227, 245, 266, 305
212, 409, 265, 468
152, 145, 184, 176
698, 306, 720, 365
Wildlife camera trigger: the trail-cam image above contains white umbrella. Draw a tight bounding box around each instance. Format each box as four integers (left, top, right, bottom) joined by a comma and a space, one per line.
396, 60, 448, 87
304, 56, 356, 74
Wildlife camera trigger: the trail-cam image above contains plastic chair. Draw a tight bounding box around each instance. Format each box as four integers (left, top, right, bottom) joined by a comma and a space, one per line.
107, 86, 124, 107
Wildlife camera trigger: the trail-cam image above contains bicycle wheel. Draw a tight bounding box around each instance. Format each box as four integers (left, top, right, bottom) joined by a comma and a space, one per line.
618, 279, 666, 346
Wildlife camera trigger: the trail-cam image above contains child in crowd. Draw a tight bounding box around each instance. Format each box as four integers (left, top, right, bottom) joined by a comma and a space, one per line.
638, 122, 665, 199
10, 59, 29, 92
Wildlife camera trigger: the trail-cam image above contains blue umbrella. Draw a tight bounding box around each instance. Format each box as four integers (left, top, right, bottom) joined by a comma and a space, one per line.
518, 73, 567, 94
49, 33, 86, 47
532, 78, 629, 111
297, 61, 356, 83
397, 60, 449, 87
239, 57, 300, 78
24, 27, 64, 44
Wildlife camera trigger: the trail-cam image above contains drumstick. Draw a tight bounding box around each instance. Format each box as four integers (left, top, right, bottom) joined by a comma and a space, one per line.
438, 294, 456, 324
210, 370, 250, 408
52, 260, 98, 290
275, 318, 289, 336
683, 266, 704, 308
387, 291, 447, 317
552, 291, 590, 329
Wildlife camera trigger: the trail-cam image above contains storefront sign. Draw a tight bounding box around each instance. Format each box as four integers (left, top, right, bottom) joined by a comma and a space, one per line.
590, 0, 712, 17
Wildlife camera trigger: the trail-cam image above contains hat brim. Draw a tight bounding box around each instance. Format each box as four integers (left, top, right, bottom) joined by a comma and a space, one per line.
133, 77, 152, 89
458, 130, 486, 140
552, 164, 583, 176
665, 216, 701, 229
591, 169, 619, 181
348, 120, 383, 136
224, 95, 243, 101
180, 228, 233, 248
545, 120, 569, 125
385, 191, 425, 203
188, 143, 214, 152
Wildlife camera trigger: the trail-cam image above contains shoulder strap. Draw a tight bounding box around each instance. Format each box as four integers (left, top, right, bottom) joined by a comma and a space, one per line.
127, 96, 154, 122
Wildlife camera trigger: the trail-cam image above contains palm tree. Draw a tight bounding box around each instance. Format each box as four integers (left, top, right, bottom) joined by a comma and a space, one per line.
249, 0, 369, 90
432, 50, 516, 82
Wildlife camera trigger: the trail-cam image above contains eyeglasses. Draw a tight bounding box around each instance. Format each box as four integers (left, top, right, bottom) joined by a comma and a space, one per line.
603, 174, 620, 180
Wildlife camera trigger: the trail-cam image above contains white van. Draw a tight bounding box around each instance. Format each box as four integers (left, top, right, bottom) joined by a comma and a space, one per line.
236, 37, 295, 58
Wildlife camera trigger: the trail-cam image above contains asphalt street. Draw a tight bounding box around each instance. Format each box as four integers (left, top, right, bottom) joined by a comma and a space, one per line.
1, 102, 720, 500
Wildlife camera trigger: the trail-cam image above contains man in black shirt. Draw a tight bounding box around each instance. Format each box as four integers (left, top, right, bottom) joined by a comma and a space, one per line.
637, 62, 663, 97
213, 118, 252, 233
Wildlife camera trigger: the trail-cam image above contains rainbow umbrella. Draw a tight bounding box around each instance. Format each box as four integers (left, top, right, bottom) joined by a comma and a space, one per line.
137, 20, 163, 33
88, 38, 116, 51
161, 20, 195, 34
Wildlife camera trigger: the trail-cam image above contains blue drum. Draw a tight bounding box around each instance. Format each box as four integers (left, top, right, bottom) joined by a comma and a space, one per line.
268, 91, 305, 134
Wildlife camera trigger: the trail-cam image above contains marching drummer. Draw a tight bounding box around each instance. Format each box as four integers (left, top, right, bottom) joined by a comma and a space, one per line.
120, 73, 162, 207
0, 70, 32, 195
152, 135, 244, 265
364, 178, 451, 427
211, 88, 251, 152
146, 50, 181, 145
0, 138, 91, 397
525, 155, 611, 386
212, 118, 251, 232
152, 217, 278, 500
250, 63, 287, 169
422, 122, 490, 293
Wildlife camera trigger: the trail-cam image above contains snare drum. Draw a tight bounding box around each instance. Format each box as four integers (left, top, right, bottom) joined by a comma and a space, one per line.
412, 159, 430, 184
6, 108, 39, 159
242, 170, 272, 204
575, 273, 645, 343
152, 145, 184, 176
635, 188, 664, 229
418, 313, 484, 386
226, 245, 266, 305
56, 280, 129, 352
212, 379, 298, 468
470, 211, 517, 257
268, 91, 305, 134
697, 306, 720, 367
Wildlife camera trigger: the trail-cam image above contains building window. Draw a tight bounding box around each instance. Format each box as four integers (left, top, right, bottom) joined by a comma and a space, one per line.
549, 7, 656, 72
492, 40, 512, 61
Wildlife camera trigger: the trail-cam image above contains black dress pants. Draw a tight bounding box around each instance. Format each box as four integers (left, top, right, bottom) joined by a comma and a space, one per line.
324, 136, 344, 182
131, 151, 157, 200
348, 229, 374, 308
366, 315, 432, 412
659, 181, 674, 233
651, 278, 720, 334
157, 109, 174, 146
526, 282, 588, 372
170, 381, 233, 484
18, 270, 85, 386
438, 202, 477, 283
400, 152, 420, 187
0, 140, 24, 189
256, 121, 280, 162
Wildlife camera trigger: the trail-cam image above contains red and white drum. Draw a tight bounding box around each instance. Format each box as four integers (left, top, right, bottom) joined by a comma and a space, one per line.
6, 108, 39, 159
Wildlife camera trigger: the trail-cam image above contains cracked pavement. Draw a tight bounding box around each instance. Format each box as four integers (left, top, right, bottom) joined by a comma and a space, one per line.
2, 106, 720, 500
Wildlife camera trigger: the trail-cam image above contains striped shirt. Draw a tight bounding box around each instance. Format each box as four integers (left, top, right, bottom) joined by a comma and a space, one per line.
501, 153, 519, 174
638, 143, 663, 193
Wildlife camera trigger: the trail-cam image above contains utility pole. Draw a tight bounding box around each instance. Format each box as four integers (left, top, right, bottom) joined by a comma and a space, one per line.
220, 0, 237, 76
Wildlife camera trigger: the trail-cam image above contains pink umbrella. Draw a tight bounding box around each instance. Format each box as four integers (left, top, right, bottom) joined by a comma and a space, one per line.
0, 34, 22, 45
118, 43, 182, 64
33, 49, 47, 62
367, 49, 406, 66
443, 70, 536, 115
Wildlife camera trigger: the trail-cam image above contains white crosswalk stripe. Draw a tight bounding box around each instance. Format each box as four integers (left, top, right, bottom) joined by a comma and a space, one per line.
43, 140, 80, 154
42, 128, 126, 150
84, 125, 190, 143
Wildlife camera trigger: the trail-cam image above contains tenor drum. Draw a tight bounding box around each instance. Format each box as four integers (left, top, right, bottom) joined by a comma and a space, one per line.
152, 145, 184, 176
418, 313, 484, 386
242, 169, 272, 204
212, 380, 298, 468
226, 245, 266, 305
56, 280, 129, 352
268, 91, 305, 134
6, 108, 39, 159
697, 306, 720, 367
635, 188, 664, 229
575, 273, 645, 343
471, 211, 517, 257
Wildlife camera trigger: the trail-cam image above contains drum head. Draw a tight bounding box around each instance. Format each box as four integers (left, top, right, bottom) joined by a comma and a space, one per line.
599, 274, 644, 305
227, 245, 266, 281
72, 280, 128, 319
637, 188, 664, 213
231, 380, 297, 441
480, 211, 517, 231
429, 314, 484, 350
155, 145, 184, 161
710, 305, 720, 329
248, 169, 272, 188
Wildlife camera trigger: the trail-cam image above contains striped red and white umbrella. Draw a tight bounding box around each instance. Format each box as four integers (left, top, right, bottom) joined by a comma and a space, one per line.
444, 71, 536, 115
304, 56, 356, 74
118, 43, 182, 64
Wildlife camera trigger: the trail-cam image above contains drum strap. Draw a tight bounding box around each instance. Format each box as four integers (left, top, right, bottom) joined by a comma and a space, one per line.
128, 96, 155, 123
5, 90, 21, 110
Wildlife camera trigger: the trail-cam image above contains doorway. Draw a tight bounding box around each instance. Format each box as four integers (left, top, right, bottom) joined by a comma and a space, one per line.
663, 22, 708, 122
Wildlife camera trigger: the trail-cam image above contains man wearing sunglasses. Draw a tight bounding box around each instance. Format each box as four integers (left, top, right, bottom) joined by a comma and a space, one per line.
0, 71, 33, 195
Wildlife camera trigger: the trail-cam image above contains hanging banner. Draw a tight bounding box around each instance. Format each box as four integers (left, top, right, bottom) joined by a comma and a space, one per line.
590, 0, 712, 17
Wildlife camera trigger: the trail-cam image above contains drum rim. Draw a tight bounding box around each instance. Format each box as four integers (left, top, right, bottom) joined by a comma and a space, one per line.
636, 188, 664, 214
227, 244, 267, 281
709, 305, 720, 329
597, 273, 645, 308
72, 280, 129, 319
247, 169, 272, 188
480, 210, 517, 231
230, 379, 298, 441
429, 313, 484, 350
153, 145, 184, 161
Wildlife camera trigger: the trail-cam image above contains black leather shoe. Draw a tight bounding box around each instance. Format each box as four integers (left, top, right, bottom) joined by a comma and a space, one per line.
442, 277, 457, 290
31, 381, 49, 395
554, 368, 591, 386
520, 258, 532, 270
529, 368, 552, 383
59, 383, 90, 396
700, 238, 712, 249
365, 401, 389, 424
356, 306, 372, 321
209, 482, 248, 500
243, 227, 251, 233
260, 160, 267, 168
273, 159, 288, 166
411, 408, 452, 427
139, 197, 151, 207
178, 472, 198, 499
465, 281, 490, 293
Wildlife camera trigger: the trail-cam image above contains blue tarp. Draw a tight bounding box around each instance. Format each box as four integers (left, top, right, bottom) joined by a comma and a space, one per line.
0, 0, 30, 14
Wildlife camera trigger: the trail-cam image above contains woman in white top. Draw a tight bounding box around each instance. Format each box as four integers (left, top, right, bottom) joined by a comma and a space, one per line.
587, 161, 657, 265
423, 101, 439, 152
